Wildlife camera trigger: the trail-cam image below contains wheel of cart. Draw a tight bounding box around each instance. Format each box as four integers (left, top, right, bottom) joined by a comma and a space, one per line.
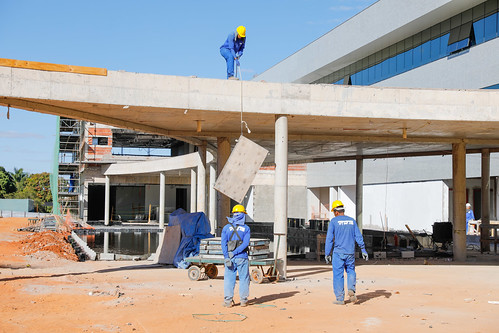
205, 264, 218, 279
249, 261, 280, 284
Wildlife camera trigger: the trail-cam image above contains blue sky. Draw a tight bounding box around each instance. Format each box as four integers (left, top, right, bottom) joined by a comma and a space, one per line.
0, 0, 377, 174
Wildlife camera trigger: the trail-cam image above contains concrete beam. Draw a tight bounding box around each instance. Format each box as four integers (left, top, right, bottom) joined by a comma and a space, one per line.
104, 152, 213, 176
452, 142, 466, 262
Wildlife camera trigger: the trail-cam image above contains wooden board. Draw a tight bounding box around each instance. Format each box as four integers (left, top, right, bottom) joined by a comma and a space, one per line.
0, 58, 107, 76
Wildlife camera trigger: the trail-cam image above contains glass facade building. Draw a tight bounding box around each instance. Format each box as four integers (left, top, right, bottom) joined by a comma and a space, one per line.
313, 0, 499, 88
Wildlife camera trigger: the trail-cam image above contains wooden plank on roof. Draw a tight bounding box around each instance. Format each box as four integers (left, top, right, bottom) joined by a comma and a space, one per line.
0, 58, 107, 76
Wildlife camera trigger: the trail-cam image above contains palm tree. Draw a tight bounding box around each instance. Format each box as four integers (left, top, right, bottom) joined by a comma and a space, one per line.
11, 168, 29, 192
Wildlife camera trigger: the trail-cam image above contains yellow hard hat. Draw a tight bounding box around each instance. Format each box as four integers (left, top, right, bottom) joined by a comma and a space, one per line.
331, 200, 344, 211
232, 204, 247, 214
237, 26, 246, 38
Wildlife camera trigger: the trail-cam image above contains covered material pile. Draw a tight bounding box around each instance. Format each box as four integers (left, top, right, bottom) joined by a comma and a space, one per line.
19, 230, 78, 261
169, 208, 213, 268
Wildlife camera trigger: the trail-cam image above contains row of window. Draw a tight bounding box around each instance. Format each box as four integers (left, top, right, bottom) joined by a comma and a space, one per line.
333, 11, 499, 86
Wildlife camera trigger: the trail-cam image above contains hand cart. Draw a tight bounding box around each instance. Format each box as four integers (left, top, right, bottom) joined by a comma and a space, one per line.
184, 256, 282, 283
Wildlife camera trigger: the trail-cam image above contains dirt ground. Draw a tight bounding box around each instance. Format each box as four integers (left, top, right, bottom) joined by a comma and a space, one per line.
1, 217, 499, 333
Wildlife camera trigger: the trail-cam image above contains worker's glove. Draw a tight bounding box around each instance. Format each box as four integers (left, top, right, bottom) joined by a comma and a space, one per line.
224, 258, 233, 268
362, 251, 369, 261
235, 59, 240, 67
228, 251, 234, 259
325, 255, 332, 264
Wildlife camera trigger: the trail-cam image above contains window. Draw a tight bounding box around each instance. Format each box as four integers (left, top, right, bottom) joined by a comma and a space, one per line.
447, 22, 473, 54
92, 137, 109, 145
484, 12, 498, 41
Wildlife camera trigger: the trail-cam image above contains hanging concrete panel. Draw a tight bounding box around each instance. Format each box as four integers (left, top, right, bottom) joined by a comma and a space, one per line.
214, 136, 269, 203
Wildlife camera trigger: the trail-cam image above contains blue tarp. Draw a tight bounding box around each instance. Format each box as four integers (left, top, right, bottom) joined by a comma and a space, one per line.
169, 208, 213, 268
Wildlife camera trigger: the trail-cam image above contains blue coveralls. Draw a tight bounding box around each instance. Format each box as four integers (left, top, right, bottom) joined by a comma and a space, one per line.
221, 213, 251, 303
325, 214, 367, 301
466, 209, 475, 233
220, 31, 246, 79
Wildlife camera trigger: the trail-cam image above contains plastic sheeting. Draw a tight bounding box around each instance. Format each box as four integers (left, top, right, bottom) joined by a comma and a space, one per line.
169, 208, 213, 268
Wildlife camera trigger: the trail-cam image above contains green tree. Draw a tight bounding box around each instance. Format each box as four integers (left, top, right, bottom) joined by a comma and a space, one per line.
11, 167, 29, 192
0, 166, 16, 198
13, 172, 52, 212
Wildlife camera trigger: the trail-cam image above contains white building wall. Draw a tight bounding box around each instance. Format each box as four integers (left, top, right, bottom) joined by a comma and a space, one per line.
363, 180, 449, 232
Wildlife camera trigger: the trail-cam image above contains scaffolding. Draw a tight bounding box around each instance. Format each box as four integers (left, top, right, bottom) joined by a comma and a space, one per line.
57, 117, 83, 217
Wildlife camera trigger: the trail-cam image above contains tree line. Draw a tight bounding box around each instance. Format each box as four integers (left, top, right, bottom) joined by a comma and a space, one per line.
0, 167, 52, 213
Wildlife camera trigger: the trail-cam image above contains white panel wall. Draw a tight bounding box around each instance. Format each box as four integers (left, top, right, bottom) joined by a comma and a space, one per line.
363, 180, 449, 232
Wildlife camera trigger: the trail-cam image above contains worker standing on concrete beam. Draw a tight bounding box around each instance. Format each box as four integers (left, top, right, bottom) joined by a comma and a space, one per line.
221, 204, 251, 307
325, 200, 368, 305
220, 26, 246, 80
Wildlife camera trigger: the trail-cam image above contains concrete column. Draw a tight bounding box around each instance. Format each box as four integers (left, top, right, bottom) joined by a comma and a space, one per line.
103, 232, 109, 253
197, 142, 207, 213
104, 175, 110, 226
217, 137, 231, 235
190, 169, 197, 213
159, 172, 165, 228
452, 142, 466, 261
356, 158, 363, 233
481, 149, 491, 252
274, 115, 288, 278
209, 163, 217, 233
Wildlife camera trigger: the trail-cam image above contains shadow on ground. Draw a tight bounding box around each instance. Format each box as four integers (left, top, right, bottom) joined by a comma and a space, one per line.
354, 289, 392, 305
249, 291, 300, 305
286, 266, 331, 278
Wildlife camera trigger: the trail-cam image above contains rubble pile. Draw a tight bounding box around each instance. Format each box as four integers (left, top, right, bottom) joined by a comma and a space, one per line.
19, 231, 78, 261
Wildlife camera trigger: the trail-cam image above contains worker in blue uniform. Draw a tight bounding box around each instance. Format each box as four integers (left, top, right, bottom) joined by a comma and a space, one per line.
220, 26, 246, 79
325, 200, 369, 305
221, 204, 251, 307
466, 203, 475, 234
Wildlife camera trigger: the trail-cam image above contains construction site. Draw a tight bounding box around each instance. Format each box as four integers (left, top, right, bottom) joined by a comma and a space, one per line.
2, 0, 499, 331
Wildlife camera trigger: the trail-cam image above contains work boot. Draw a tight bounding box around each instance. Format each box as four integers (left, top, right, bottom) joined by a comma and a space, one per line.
223, 299, 234, 308
333, 300, 345, 305
228, 76, 239, 80
348, 290, 357, 303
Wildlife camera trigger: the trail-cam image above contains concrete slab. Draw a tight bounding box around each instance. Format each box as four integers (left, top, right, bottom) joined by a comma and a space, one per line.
1, 65, 499, 160
214, 136, 268, 203
155, 224, 181, 265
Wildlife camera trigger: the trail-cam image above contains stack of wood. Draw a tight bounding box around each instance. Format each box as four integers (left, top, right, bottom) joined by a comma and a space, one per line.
199, 237, 270, 260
